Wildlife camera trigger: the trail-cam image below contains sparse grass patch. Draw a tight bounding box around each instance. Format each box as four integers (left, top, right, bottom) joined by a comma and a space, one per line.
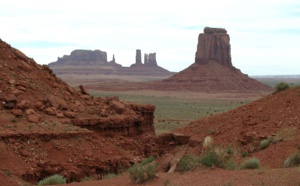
37, 174, 67, 185
284, 153, 300, 168
102, 173, 118, 179
240, 158, 260, 169
128, 158, 157, 183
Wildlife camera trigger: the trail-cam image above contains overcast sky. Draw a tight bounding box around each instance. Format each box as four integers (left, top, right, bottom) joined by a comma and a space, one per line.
1, 0, 300, 75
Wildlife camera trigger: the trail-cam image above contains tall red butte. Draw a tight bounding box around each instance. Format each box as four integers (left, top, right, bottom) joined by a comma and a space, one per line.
161, 27, 272, 92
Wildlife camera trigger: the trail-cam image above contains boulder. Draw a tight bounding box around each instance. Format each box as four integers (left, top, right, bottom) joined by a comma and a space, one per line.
79, 85, 89, 95
110, 101, 125, 114
44, 94, 68, 110
173, 133, 191, 145
12, 109, 23, 117
158, 132, 174, 144
64, 111, 76, 118
27, 114, 40, 123
16, 100, 31, 110
45, 107, 57, 115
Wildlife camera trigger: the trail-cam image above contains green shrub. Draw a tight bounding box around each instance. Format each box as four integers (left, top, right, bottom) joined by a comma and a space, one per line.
241, 151, 248, 157
240, 158, 260, 169
128, 160, 157, 183
284, 153, 300, 167
178, 154, 198, 172
199, 148, 234, 169
260, 139, 271, 150
275, 82, 289, 92
38, 174, 66, 185
200, 150, 221, 167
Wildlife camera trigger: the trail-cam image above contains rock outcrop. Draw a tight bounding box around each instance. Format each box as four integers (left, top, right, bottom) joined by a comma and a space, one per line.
159, 27, 272, 92
0, 38, 159, 183
145, 53, 158, 67
195, 27, 232, 68
135, 49, 142, 65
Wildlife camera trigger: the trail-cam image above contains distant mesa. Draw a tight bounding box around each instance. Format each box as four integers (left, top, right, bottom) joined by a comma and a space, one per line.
49, 49, 122, 67
48, 48, 173, 76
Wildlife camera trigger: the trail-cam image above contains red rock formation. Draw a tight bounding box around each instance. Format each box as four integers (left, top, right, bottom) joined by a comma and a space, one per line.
195, 27, 232, 68
160, 27, 272, 92
0, 38, 158, 183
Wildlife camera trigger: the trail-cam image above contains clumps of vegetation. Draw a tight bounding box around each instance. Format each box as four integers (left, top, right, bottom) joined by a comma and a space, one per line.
178, 154, 198, 172
284, 153, 300, 167
239, 158, 260, 170
178, 137, 237, 172
128, 157, 157, 184
275, 82, 290, 92
259, 138, 271, 150
37, 174, 67, 185
200, 148, 237, 170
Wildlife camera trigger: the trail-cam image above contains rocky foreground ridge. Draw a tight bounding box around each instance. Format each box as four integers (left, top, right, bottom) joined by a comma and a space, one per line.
0, 39, 160, 184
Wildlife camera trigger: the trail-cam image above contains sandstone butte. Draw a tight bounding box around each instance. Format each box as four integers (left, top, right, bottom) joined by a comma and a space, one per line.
48, 49, 173, 76
158, 27, 273, 92
0, 38, 161, 185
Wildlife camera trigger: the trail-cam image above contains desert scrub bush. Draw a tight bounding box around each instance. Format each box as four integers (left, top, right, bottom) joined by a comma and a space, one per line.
239, 158, 260, 169
260, 138, 271, 150
178, 154, 198, 172
199, 148, 235, 169
37, 174, 66, 185
275, 82, 289, 92
128, 158, 157, 183
284, 153, 300, 167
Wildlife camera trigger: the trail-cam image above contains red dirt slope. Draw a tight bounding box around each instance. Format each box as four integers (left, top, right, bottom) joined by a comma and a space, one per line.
0, 39, 159, 184
174, 87, 300, 168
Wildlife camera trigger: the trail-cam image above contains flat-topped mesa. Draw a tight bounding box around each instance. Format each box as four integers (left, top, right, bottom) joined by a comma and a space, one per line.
195, 27, 232, 68
58, 49, 108, 62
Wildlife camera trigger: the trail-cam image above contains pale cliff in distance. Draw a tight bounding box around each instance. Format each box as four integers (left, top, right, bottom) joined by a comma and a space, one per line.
48, 49, 174, 76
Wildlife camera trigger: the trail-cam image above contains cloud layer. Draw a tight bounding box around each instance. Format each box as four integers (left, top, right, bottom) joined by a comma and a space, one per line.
1, 0, 300, 75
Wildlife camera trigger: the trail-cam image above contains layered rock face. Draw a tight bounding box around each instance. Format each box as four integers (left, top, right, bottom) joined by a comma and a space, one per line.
161, 27, 272, 92
195, 27, 232, 68
0, 39, 159, 183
